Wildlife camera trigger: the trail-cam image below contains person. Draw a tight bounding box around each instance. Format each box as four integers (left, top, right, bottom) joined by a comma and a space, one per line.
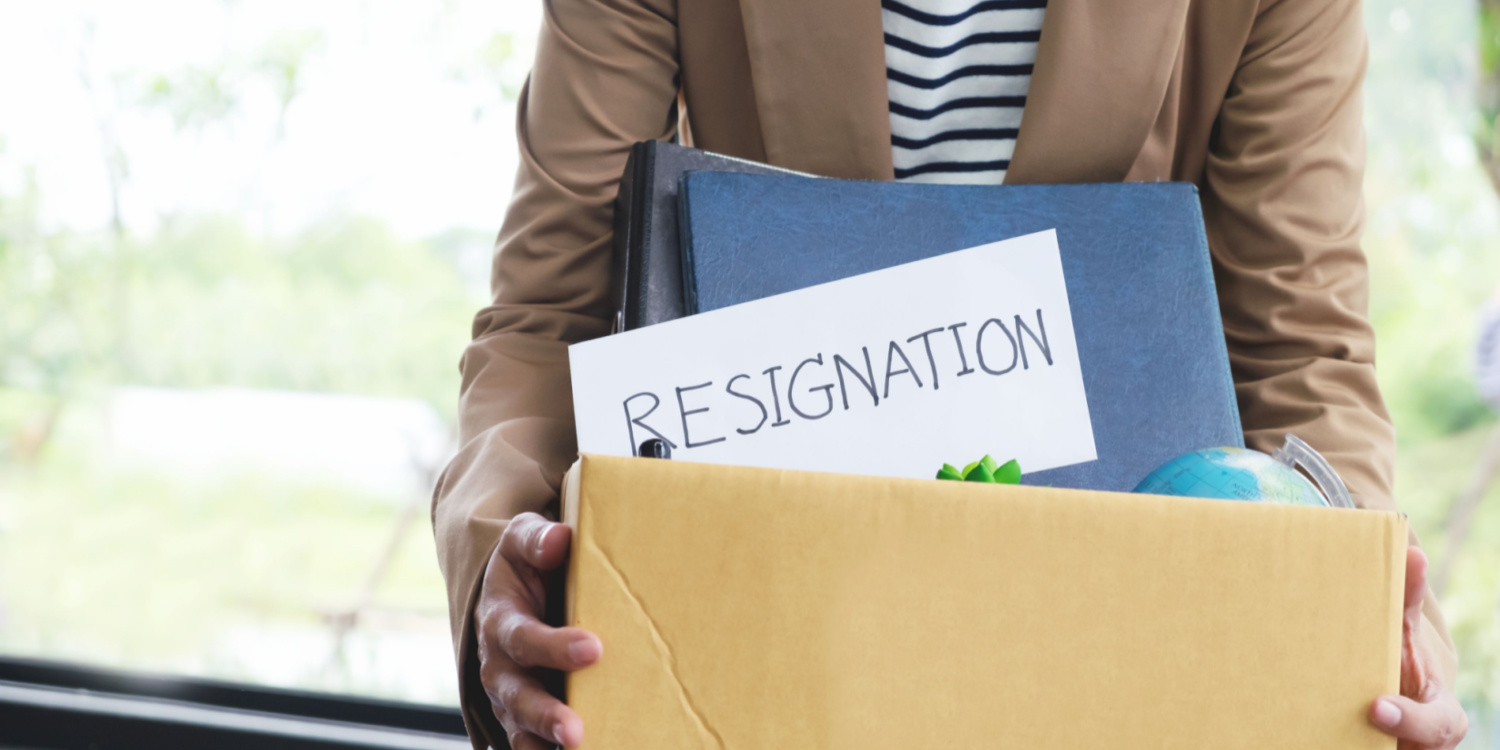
431, 0, 1468, 748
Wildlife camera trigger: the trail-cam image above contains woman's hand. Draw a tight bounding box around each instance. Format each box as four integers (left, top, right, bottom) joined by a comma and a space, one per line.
1368, 547, 1467, 749
475, 512, 602, 749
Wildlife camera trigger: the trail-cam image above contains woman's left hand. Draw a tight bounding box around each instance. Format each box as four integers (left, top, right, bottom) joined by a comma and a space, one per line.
1368, 547, 1467, 749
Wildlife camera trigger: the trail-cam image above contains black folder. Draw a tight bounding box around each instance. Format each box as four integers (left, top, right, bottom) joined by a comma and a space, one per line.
610, 141, 809, 332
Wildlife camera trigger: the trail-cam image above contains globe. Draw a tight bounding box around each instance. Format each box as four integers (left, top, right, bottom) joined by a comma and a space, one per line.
1133, 447, 1329, 506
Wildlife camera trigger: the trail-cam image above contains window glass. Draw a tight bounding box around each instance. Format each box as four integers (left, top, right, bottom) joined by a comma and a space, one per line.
0, 0, 539, 705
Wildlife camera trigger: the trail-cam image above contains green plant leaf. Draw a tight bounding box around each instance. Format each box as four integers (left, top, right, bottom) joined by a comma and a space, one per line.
940, 456, 1022, 484
994, 458, 1022, 484
964, 462, 995, 483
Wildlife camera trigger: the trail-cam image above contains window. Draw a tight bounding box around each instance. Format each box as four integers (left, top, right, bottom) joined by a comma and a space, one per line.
0, 0, 537, 711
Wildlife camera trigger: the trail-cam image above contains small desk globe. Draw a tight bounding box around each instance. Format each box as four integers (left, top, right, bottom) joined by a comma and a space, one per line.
1133, 436, 1353, 508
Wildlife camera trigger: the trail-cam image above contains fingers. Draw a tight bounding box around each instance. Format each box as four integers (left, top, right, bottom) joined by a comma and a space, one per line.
490, 670, 586, 748
476, 515, 598, 749
1401, 546, 1431, 699
1370, 691, 1468, 749
501, 512, 572, 572
1403, 547, 1428, 630
483, 519, 603, 671
1374, 548, 1467, 748
497, 609, 603, 671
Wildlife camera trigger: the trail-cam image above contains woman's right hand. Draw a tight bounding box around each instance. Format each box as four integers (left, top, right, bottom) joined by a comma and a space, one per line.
475, 512, 602, 749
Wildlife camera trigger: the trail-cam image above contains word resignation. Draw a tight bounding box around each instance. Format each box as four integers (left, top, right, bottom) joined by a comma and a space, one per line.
623, 312, 1055, 453
569, 230, 1097, 480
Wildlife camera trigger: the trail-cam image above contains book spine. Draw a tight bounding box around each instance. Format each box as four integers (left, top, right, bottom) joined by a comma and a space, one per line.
611, 142, 654, 333
630, 143, 658, 330
609, 146, 638, 333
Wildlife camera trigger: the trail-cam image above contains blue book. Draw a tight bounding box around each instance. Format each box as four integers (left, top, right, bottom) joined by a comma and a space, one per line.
678, 172, 1243, 492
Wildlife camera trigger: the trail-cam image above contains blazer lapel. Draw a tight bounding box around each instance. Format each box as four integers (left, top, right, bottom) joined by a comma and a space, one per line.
1005, 0, 1193, 184
738, 0, 894, 180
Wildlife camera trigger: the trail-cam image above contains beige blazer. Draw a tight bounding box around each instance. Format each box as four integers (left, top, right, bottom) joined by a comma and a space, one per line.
433, 0, 1459, 744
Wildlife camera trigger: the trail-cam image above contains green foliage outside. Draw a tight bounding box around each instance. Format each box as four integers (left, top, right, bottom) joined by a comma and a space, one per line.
0, 157, 487, 701
0, 167, 484, 423
1476, 0, 1500, 195
0, 7, 513, 704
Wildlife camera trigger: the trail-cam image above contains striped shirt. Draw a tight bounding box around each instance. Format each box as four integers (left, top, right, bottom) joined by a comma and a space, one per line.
883, 0, 1047, 184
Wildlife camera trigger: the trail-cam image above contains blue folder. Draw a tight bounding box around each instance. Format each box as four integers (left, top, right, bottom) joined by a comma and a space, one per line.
678, 172, 1243, 492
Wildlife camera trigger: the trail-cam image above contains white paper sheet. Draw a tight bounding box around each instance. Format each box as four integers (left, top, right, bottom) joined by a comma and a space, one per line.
569, 230, 1097, 479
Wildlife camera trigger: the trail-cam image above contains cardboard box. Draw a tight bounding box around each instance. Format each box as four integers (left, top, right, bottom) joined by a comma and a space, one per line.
563, 454, 1403, 749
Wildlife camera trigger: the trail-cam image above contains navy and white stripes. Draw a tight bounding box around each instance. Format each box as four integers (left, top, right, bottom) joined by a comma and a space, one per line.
883, 0, 1046, 183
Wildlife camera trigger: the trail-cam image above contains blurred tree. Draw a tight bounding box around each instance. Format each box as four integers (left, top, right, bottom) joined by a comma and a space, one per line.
252, 29, 323, 141
0, 190, 479, 452
0, 167, 114, 465
137, 28, 322, 140
116, 213, 478, 418
1478, 0, 1500, 194
1437, 0, 1500, 595
474, 31, 527, 100
448, 31, 531, 122
76, 20, 139, 382
137, 66, 240, 133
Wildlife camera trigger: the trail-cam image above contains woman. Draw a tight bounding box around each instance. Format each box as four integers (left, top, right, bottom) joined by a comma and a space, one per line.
432, 0, 1467, 747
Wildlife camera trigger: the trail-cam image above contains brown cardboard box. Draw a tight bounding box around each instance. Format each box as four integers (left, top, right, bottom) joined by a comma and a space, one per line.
562, 454, 1403, 749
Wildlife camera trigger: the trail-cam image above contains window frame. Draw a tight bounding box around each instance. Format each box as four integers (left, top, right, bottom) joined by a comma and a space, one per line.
0, 655, 472, 750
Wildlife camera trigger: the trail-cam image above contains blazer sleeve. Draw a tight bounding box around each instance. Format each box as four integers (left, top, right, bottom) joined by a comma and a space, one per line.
430, 0, 681, 745
1201, 0, 1458, 686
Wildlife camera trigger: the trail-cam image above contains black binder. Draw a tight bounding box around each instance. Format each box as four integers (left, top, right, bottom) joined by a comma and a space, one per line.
610, 141, 810, 332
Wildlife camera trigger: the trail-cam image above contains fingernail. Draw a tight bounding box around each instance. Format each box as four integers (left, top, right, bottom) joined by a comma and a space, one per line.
1373, 698, 1402, 728
568, 637, 602, 664
552, 721, 568, 744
